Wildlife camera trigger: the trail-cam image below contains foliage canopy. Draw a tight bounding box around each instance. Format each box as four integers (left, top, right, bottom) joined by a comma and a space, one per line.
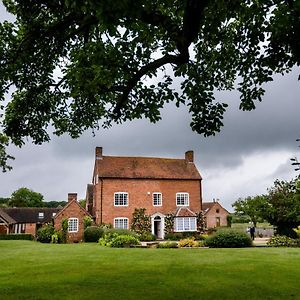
0, 0, 300, 170
9, 187, 44, 207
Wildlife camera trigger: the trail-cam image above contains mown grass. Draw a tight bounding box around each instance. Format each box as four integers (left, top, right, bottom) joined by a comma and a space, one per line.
0, 241, 300, 300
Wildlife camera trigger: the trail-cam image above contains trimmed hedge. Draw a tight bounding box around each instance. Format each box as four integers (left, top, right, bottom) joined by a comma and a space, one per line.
205, 230, 252, 248
0, 234, 33, 240
84, 226, 104, 242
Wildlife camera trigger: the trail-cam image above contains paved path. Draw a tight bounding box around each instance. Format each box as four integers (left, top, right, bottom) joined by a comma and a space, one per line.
253, 237, 270, 246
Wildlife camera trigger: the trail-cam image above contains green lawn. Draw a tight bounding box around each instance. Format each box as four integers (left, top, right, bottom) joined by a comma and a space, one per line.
1, 241, 300, 300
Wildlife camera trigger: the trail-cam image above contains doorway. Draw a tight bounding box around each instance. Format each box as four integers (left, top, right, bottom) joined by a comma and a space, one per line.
151, 213, 165, 239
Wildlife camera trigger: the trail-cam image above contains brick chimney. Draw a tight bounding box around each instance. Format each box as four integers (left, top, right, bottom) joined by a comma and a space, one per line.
68, 193, 77, 203
95, 147, 103, 160
185, 150, 194, 163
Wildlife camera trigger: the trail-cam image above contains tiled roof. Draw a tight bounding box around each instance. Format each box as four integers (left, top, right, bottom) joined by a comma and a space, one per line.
0, 209, 16, 224
2, 208, 61, 223
96, 156, 201, 180
202, 202, 230, 214
53, 199, 92, 220
175, 207, 197, 217
202, 202, 215, 212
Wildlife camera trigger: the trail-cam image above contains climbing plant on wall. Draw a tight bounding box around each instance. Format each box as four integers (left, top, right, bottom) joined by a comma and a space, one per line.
164, 213, 175, 235
196, 211, 206, 233
131, 208, 151, 235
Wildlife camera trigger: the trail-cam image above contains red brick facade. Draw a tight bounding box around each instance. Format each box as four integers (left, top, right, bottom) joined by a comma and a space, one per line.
53, 194, 92, 243
93, 178, 202, 224
203, 201, 229, 228
87, 147, 203, 238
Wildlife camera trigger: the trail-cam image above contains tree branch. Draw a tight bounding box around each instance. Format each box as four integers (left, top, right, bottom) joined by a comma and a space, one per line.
113, 54, 186, 118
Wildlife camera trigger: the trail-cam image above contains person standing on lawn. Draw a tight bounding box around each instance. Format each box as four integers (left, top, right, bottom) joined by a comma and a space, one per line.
250, 226, 255, 240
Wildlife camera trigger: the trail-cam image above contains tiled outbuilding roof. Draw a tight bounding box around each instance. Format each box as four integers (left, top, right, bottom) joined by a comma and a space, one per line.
202, 201, 230, 214
0, 208, 16, 224
96, 156, 201, 180
2, 208, 61, 223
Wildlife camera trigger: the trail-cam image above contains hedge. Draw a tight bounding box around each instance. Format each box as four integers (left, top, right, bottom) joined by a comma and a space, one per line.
0, 234, 34, 240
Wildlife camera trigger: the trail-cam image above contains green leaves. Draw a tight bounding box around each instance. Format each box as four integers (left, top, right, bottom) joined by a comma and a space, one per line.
0, 0, 299, 171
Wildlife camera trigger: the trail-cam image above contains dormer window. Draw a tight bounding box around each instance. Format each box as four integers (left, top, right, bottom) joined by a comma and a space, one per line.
38, 212, 44, 219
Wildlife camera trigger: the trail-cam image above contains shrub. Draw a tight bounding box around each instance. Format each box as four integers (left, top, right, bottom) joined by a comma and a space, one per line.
267, 235, 298, 247
0, 234, 33, 240
37, 223, 55, 243
104, 228, 138, 238
157, 242, 178, 248
204, 230, 252, 248
99, 233, 118, 246
84, 226, 104, 242
178, 237, 199, 248
139, 232, 156, 241
165, 232, 183, 240
109, 235, 140, 248
83, 216, 93, 229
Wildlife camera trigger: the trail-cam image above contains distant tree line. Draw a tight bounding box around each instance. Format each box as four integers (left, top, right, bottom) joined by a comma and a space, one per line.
0, 187, 67, 208
232, 176, 300, 237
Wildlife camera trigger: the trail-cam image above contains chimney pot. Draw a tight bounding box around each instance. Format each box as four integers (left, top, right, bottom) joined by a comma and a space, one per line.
95, 147, 103, 160
68, 193, 77, 203
185, 150, 194, 163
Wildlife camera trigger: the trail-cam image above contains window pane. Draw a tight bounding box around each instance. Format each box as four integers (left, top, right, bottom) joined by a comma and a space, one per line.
114, 193, 128, 206
176, 193, 189, 206
68, 218, 78, 232
114, 218, 128, 229
153, 193, 162, 206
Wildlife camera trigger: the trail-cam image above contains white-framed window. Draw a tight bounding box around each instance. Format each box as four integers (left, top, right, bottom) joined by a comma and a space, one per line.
175, 217, 197, 232
176, 193, 189, 206
153, 193, 162, 206
114, 192, 128, 206
114, 218, 129, 229
68, 218, 79, 233
38, 212, 44, 219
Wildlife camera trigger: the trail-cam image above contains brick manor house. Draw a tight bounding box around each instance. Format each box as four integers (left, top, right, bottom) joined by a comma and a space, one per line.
85, 147, 203, 239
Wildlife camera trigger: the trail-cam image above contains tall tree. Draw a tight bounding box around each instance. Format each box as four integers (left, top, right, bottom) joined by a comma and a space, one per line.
9, 187, 44, 207
232, 195, 266, 227
261, 178, 300, 237
0, 0, 300, 170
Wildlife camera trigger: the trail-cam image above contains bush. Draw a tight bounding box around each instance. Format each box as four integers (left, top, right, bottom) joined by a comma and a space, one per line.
165, 232, 183, 240
157, 242, 178, 248
104, 228, 138, 238
0, 234, 33, 240
204, 230, 252, 248
139, 232, 156, 241
165, 232, 203, 241
37, 224, 55, 243
267, 235, 298, 247
178, 237, 199, 248
84, 226, 104, 242
109, 235, 140, 248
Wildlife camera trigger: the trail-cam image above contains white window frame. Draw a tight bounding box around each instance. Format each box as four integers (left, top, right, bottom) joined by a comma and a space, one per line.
114, 192, 129, 206
68, 218, 79, 233
176, 193, 189, 206
38, 212, 44, 219
114, 218, 129, 229
175, 217, 197, 232
153, 192, 162, 206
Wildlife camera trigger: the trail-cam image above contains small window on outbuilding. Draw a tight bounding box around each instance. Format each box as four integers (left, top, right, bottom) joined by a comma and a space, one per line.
216, 209, 220, 214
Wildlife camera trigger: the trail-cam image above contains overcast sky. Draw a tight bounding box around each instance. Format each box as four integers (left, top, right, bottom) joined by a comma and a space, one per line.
0, 4, 299, 211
